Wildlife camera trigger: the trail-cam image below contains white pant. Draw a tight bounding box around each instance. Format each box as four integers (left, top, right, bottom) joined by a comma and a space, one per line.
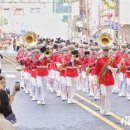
126, 78, 130, 96
66, 77, 78, 101
100, 84, 113, 113
36, 76, 48, 102
60, 76, 67, 99
30, 77, 37, 99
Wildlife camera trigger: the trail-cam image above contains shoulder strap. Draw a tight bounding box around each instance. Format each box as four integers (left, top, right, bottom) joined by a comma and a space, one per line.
98, 57, 114, 78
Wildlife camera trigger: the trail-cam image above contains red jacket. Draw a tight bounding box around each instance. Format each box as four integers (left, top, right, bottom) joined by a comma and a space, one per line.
95, 56, 116, 86
114, 51, 128, 73
64, 54, 81, 77
50, 52, 60, 71
124, 58, 130, 78
36, 55, 51, 76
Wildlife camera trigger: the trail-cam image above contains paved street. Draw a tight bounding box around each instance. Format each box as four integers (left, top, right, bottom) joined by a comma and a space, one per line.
1, 51, 130, 130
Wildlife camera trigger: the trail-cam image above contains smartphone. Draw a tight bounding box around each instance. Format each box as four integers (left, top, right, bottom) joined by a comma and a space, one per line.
15, 82, 20, 91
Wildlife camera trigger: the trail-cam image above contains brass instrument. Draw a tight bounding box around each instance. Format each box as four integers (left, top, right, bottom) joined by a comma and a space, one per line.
118, 57, 125, 73
44, 49, 51, 57
86, 66, 91, 75
74, 54, 79, 60
23, 31, 38, 44
98, 33, 112, 45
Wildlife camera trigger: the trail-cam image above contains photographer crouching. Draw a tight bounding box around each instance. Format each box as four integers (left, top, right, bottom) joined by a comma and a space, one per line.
0, 75, 20, 124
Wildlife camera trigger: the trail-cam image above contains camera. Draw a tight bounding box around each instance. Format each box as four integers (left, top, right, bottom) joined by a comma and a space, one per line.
15, 82, 20, 91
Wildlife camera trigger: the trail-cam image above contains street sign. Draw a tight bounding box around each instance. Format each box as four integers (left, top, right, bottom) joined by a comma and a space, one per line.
112, 22, 119, 30
97, 24, 103, 30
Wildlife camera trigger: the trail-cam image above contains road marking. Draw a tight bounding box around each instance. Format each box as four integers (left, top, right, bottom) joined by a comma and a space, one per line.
3, 55, 127, 129
4, 57, 16, 65
75, 100, 124, 130
5, 74, 16, 78
75, 93, 130, 127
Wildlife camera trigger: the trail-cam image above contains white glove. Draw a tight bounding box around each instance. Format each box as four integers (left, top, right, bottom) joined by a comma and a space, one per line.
107, 66, 117, 73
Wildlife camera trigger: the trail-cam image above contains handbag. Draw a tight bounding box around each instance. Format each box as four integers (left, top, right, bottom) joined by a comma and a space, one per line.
6, 112, 17, 124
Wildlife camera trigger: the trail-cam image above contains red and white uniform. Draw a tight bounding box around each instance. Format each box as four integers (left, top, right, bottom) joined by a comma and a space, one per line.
114, 51, 128, 96
63, 54, 81, 103
36, 54, 51, 104
95, 56, 117, 114
124, 57, 130, 98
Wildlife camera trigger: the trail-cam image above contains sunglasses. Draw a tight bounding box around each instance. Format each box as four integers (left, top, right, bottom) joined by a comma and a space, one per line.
63, 50, 68, 51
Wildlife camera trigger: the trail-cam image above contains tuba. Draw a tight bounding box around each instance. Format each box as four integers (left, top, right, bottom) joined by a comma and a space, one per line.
98, 33, 112, 45
23, 31, 38, 44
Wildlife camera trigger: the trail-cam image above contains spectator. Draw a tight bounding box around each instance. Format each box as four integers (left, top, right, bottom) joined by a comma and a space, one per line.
0, 89, 16, 130
0, 75, 17, 105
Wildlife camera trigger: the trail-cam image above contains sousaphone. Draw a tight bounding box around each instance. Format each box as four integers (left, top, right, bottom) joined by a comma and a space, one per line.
23, 31, 38, 44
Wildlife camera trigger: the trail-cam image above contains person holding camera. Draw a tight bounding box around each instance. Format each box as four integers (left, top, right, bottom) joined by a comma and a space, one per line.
0, 89, 16, 130
0, 75, 19, 105
0, 75, 20, 123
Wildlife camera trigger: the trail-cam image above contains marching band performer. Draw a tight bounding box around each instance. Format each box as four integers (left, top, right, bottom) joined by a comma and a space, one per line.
88, 46, 97, 97
95, 46, 117, 115
64, 49, 82, 103
124, 49, 130, 100
78, 44, 86, 91
56, 46, 69, 101
29, 49, 40, 101
49, 44, 60, 95
110, 46, 118, 94
115, 44, 128, 96
36, 47, 51, 105
18, 46, 32, 94
81, 50, 90, 92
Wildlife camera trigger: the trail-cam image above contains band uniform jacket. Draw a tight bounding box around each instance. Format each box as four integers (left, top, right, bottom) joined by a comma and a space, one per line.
50, 51, 60, 71
114, 51, 128, 73
30, 53, 40, 78
64, 54, 82, 77
124, 58, 130, 78
36, 55, 51, 76
95, 56, 117, 86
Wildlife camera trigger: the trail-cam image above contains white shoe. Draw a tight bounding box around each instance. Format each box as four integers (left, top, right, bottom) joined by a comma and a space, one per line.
89, 93, 94, 97
100, 109, 105, 115
100, 111, 105, 115
25, 90, 29, 94
119, 93, 125, 97
127, 97, 130, 100
105, 112, 110, 116
50, 88, 54, 92
57, 92, 61, 97
32, 97, 37, 101
41, 101, 46, 105
67, 100, 72, 104
94, 96, 100, 100
61, 96, 67, 101
37, 100, 42, 105
71, 99, 75, 104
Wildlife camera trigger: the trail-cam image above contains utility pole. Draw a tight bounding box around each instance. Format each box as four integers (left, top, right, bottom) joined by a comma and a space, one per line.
114, 0, 119, 45
85, 0, 92, 42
